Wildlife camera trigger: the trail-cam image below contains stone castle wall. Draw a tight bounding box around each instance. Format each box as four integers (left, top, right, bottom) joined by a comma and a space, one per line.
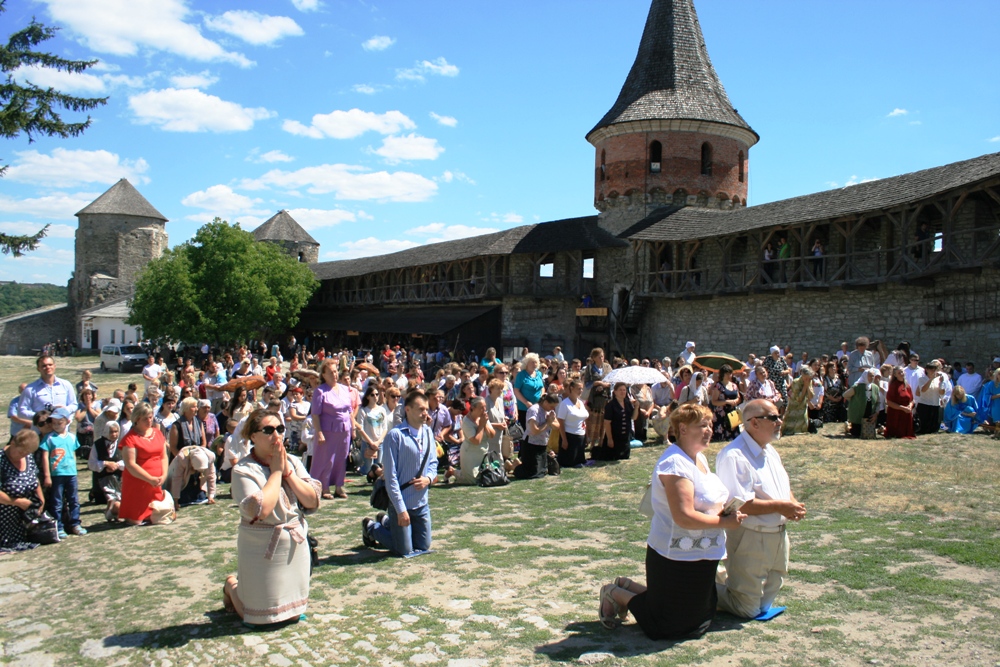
74, 214, 167, 311
0, 305, 74, 355
640, 268, 1000, 367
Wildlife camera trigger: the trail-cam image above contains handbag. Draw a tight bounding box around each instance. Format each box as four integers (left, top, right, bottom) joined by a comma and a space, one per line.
476, 452, 509, 487
348, 438, 364, 472
23, 505, 60, 544
638, 483, 654, 518
727, 409, 742, 429
861, 418, 878, 440
370, 435, 432, 511
507, 421, 525, 443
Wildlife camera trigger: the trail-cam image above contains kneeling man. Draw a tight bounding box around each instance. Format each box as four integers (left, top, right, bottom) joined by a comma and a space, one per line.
715, 399, 806, 617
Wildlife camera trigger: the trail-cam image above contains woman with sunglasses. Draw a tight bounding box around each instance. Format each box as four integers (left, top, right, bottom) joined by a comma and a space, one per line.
357, 385, 389, 476
223, 409, 321, 627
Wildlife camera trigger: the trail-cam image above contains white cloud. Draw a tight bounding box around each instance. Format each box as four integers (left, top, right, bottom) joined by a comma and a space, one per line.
396, 57, 459, 82
829, 175, 881, 188
887, 108, 908, 117
407, 223, 498, 242
247, 149, 294, 164
0, 222, 76, 239
285, 208, 356, 230
4, 148, 149, 187
989, 136, 1000, 143
430, 112, 458, 127
204, 10, 304, 46
323, 237, 419, 260
13, 64, 147, 93
170, 70, 218, 89
129, 88, 273, 132
362, 36, 395, 52
282, 108, 415, 139
373, 134, 444, 163
438, 170, 475, 185
290, 0, 319, 10
181, 185, 266, 218
352, 84, 380, 95
242, 164, 438, 202
0, 192, 99, 218
38, 0, 253, 67
14, 65, 106, 93
6, 243, 74, 266
482, 212, 523, 224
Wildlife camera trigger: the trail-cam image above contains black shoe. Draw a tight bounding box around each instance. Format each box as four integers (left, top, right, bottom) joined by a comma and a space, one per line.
361, 518, 376, 548
376, 512, 386, 525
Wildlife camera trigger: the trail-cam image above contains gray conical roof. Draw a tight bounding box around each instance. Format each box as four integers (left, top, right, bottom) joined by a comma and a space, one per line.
253, 210, 318, 245
75, 179, 168, 221
587, 0, 757, 143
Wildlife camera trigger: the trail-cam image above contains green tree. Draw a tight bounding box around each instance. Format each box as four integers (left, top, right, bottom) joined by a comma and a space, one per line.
127, 219, 319, 345
0, 0, 108, 256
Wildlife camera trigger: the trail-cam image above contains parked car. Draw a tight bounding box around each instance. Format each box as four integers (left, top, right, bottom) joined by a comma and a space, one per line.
100, 344, 147, 372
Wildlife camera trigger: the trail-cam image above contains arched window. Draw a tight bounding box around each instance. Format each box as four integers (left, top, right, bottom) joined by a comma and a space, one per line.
738, 151, 745, 183
701, 142, 713, 176
600, 149, 606, 182
649, 141, 662, 173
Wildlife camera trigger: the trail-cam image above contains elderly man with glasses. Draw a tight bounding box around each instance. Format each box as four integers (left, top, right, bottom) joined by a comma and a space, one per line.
714, 399, 806, 619
847, 336, 875, 387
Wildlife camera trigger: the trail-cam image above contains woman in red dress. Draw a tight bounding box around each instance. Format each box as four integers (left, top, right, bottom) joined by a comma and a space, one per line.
885, 366, 916, 439
119, 402, 170, 524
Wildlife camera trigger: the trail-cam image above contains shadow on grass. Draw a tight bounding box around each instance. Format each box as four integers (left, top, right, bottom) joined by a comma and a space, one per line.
536, 616, 746, 662
317, 546, 389, 568
102, 610, 247, 650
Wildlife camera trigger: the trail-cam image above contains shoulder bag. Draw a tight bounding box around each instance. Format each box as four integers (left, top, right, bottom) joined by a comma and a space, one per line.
370, 432, 432, 511
638, 483, 654, 518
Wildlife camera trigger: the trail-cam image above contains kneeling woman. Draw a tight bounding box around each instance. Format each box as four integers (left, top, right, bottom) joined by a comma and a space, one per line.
224, 409, 321, 626
598, 404, 745, 639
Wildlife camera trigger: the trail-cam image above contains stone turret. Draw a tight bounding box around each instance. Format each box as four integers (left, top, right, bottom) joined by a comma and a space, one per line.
588, 0, 759, 234
253, 210, 320, 263
71, 179, 168, 316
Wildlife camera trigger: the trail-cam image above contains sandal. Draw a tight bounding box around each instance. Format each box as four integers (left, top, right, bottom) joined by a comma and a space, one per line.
613, 578, 637, 617
321, 492, 334, 500
598, 584, 622, 629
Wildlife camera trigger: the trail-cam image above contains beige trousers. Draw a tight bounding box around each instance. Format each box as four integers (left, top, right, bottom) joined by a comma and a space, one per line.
716, 525, 789, 618
168, 447, 217, 501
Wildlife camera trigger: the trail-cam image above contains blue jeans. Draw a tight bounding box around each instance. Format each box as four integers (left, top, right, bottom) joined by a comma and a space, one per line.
372, 503, 432, 556
50, 475, 80, 531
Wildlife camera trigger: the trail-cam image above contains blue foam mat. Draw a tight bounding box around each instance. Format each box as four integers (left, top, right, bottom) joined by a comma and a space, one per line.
753, 605, 786, 621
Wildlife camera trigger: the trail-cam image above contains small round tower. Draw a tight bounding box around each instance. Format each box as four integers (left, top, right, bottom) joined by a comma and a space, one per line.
253, 210, 320, 263
587, 0, 759, 233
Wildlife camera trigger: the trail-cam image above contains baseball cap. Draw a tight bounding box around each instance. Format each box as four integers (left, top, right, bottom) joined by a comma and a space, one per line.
103, 398, 122, 414
50, 407, 73, 420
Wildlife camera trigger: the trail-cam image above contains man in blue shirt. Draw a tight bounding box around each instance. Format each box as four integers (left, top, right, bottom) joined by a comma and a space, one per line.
362, 391, 438, 557
7, 383, 30, 438
18, 356, 77, 424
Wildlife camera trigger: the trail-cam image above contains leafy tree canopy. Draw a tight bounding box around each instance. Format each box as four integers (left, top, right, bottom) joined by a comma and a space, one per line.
0, 281, 66, 317
127, 219, 319, 345
0, 0, 108, 256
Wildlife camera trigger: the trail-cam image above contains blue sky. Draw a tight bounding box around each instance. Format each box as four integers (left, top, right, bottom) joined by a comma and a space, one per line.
2, 0, 998, 285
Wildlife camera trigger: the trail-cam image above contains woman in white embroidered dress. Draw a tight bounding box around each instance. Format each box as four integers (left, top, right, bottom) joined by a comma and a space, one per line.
597, 403, 745, 639
223, 409, 321, 626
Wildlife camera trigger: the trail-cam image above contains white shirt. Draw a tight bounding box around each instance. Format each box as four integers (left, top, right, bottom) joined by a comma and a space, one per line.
222, 429, 251, 470
556, 398, 588, 435
142, 364, 162, 390
524, 403, 554, 446
647, 445, 728, 561
904, 365, 926, 396
679, 349, 696, 365
715, 431, 792, 530
915, 373, 946, 406
956, 372, 983, 397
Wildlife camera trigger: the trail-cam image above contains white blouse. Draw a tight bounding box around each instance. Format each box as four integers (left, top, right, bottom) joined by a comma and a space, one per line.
647, 445, 728, 562
557, 398, 588, 435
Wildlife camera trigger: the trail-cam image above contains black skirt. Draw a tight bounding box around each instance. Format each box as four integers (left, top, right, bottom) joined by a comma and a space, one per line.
627, 545, 719, 641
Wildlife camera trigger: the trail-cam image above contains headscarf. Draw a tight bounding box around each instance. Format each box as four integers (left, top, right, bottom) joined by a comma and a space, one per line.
101, 420, 122, 458
685, 373, 707, 404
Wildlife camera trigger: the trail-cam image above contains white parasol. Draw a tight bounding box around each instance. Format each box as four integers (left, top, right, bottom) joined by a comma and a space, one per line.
602, 367, 669, 386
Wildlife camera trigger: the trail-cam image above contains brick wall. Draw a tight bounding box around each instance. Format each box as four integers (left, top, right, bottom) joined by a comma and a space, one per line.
594, 131, 749, 209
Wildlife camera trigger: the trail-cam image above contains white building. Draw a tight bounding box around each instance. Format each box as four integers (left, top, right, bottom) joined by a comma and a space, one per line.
79, 297, 142, 349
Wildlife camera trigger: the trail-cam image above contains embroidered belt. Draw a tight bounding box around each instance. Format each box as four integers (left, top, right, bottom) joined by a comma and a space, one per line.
241, 518, 306, 559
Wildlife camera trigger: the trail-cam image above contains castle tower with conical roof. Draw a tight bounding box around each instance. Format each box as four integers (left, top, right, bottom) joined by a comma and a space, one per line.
588, 0, 758, 233
253, 210, 320, 263
71, 179, 169, 317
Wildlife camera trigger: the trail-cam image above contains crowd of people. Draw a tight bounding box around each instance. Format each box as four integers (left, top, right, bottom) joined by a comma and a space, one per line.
3, 335, 998, 634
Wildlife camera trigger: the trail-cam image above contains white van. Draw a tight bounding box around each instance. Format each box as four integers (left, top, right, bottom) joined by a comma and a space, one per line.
100, 344, 147, 372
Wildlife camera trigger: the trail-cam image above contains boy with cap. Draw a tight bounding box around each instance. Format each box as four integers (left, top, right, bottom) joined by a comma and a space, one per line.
40, 407, 87, 538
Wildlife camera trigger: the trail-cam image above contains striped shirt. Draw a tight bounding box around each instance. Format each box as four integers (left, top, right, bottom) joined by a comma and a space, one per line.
384, 420, 438, 514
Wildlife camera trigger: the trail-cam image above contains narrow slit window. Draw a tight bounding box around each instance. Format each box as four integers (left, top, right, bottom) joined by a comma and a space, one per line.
600, 149, 606, 182
583, 257, 595, 279
738, 151, 745, 183
649, 141, 662, 173
933, 232, 943, 253
701, 143, 713, 176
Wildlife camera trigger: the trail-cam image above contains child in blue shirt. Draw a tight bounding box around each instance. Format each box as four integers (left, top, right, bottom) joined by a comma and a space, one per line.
40, 407, 87, 538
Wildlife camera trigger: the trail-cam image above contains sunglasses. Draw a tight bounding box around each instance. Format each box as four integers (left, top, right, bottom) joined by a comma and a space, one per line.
495, 371, 508, 375
753, 414, 782, 422
257, 425, 286, 435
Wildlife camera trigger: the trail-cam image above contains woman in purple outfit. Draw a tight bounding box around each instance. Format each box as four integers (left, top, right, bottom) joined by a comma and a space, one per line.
310, 359, 353, 499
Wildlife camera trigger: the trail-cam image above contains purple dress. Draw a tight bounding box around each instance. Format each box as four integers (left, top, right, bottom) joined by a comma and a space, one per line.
310, 383, 354, 490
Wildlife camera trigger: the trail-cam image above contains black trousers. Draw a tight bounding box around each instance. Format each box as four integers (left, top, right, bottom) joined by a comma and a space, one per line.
513, 442, 547, 480
558, 432, 586, 468
628, 546, 719, 640
915, 403, 940, 435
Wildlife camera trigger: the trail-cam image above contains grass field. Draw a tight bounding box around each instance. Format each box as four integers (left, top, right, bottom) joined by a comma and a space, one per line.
1, 355, 999, 667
